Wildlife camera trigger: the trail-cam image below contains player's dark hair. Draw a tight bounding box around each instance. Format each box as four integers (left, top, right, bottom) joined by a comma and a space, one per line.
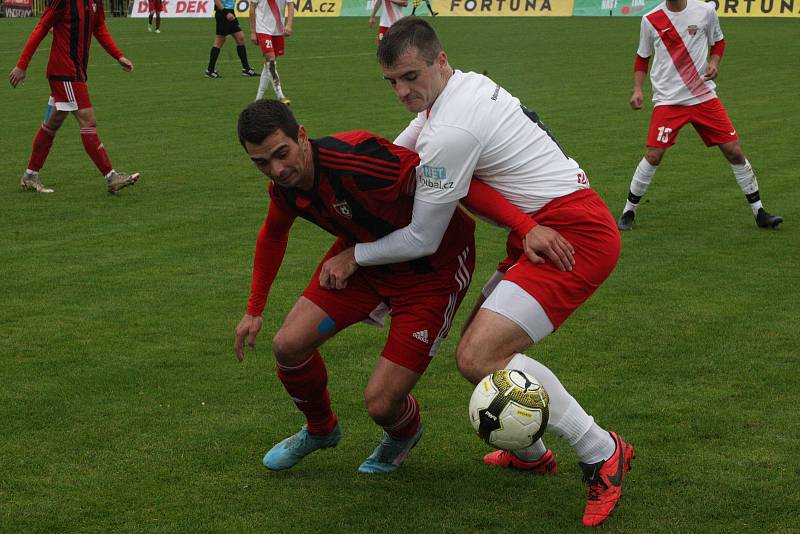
377, 17, 443, 67
237, 99, 300, 147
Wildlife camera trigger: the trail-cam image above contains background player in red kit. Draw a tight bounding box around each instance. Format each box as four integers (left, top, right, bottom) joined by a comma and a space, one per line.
233, 99, 475, 474
148, 0, 163, 33
9, 0, 140, 194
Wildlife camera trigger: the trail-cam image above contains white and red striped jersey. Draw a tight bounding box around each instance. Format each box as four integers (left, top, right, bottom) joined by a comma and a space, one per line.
251, 0, 287, 35
638, 0, 724, 106
378, 0, 405, 28
394, 70, 588, 215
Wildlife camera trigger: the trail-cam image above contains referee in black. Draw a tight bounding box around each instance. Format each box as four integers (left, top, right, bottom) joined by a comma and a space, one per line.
206, 0, 258, 78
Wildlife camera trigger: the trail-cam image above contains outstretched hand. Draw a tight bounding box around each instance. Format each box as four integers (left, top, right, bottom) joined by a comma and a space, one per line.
234, 313, 263, 362
118, 57, 134, 72
9, 66, 26, 88
319, 246, 358, 290
522, 224, 575, 272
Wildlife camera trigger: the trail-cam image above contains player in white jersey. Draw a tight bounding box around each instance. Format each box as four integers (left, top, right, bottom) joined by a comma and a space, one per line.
618, 0, 782, 230
318, 18, 633, 527
369, 0, 407, 42
249, 0, 293, 103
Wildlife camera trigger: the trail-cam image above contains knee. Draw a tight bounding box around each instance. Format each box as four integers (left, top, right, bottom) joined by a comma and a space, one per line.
363, 389, 400, 426
456, 337, 487, 385
724, 147, 746, 165
644, 150, 663, 166
271, 329, 308, 365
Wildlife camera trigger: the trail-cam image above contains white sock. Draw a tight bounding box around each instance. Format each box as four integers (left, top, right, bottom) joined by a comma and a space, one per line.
269, 61, 285, 100
731, 159, 762, 215
512, 439, 548, 461
25, 169, 39, 176
257, 63, 271, 100
506, 353, 614, 464
624, 157, 658, 214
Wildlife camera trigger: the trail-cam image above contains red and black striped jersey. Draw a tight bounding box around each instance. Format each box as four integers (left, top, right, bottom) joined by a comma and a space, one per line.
16, 0, 123, 82
269, 130, 475, 273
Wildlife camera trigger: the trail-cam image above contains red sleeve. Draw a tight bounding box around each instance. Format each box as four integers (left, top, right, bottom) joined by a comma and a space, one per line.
710, 39, 725, 58
16, 0, 66, 69
634, 54, 650, 73
93, 4, 124, 60
246, 197, 296, 317
461, 178, 536, 239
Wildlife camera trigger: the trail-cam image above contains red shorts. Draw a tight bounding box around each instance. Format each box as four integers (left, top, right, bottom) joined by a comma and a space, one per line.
303, 237, 475, 374
148, 0, 162, 11
257, 34, 285, 56
378, 26, 389, 41
498, 189, 620, 329
48, 80, 92, 111
647, 98, 738, 148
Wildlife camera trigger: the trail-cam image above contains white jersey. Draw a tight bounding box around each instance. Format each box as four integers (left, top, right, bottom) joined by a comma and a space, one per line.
251, 0, 287, 35
395, 70, 588, 215
378, 0, 404, 28
638, 0, 723, 106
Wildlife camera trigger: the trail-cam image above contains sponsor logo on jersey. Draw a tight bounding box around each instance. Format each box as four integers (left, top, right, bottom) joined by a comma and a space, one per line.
418, 165, 454, 190
412, 329, 429, 344
421, 165, 447, 181
332, 199, 352, 218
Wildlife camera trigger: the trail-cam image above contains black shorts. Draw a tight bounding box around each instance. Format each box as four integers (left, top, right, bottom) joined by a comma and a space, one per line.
215, 9, 242, 36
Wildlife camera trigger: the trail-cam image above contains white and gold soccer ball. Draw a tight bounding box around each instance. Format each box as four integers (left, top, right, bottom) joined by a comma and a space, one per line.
468, 370, 549, 450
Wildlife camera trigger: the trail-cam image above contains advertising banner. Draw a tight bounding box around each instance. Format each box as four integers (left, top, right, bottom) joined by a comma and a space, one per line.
129, 0, 213, 17
431, 0, 574, 15
709, 0, 800, 16
234, 0, 343, 16
572, 0, 657, 16
2, 0, 33, 17
572, 0, 800, 16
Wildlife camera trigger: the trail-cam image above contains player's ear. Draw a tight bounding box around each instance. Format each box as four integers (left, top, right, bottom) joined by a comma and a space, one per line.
297, 125, 308, 145
437, 50, 448, 68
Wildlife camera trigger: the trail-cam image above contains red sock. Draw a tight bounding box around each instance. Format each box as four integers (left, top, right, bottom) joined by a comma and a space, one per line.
79, 127, 113, 176
27, 123, 56, 172
384, 394, 420, 440
276, 351, 338, 435
156, 14, 161, 29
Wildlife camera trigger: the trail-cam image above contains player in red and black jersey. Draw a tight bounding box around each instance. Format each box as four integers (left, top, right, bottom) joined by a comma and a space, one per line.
9, 0, 140, 194
233, 99, 475, 474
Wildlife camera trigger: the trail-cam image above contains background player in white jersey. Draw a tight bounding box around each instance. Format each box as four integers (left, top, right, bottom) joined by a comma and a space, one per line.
369, 0, 407, 43
618, 0, 782, 230
318, 18, 634, 527
250, 0, 293, 103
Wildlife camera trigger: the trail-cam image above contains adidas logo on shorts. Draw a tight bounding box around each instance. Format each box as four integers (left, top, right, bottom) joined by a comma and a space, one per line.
412, 330, 429, 344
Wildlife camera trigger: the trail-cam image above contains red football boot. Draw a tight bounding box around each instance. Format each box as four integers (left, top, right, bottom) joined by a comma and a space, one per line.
483, 449, 558, 474
579, 432, 635, 527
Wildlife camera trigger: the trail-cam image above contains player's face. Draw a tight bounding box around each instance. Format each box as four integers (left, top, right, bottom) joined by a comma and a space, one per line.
245, 126, 313, 190
382, 47, 450, 113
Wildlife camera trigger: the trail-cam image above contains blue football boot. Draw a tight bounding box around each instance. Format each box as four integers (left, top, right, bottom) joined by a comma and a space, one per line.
357, 425, 424, 474
263, 423, 341, 471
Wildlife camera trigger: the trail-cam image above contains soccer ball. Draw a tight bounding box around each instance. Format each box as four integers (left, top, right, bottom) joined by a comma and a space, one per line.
468, 370, 550, 451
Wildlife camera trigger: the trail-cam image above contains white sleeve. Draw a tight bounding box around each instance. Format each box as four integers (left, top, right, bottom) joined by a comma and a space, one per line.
354, 197, 458, 266
636, 16, 654, 58
414, 124, 482, 204
708, 6, 723, 44
393, 113, 426, 150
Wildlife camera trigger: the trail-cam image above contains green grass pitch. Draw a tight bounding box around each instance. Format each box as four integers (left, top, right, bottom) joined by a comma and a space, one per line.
1, 15, 798, 532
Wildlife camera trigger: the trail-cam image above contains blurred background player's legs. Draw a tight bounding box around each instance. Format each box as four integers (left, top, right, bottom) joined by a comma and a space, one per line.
232, 31, 257, 76
717, 140, 783, 229
74, 107, 140, 193
617, 147, 662, 230
206, 35, 225, 78
148, 0, 162, 33
20, 107, 69, 193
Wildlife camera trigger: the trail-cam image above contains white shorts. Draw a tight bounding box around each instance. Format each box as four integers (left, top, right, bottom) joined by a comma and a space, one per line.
481, 277, 554, 344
